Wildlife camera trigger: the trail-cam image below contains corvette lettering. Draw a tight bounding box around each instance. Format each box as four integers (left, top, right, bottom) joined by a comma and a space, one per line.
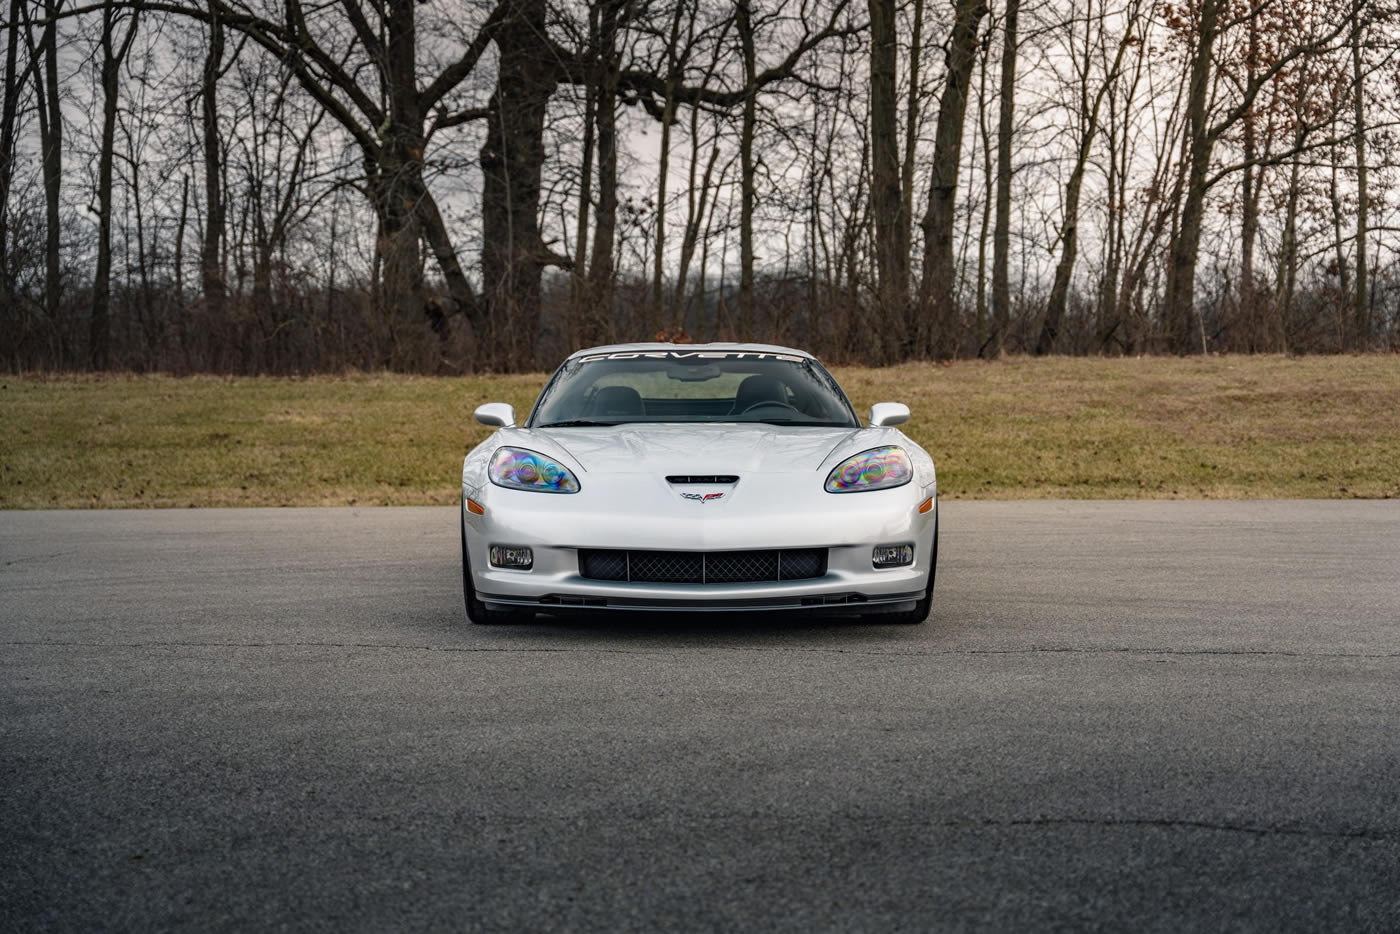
578, 351, 804, 363
680, 492, 725, 503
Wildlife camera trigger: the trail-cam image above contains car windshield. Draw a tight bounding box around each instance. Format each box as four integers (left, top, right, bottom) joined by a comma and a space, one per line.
530, 350, 860, 428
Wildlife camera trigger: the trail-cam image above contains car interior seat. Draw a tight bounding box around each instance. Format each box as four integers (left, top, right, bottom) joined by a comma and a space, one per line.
589, 385, 646, 417
730, 374, 788, 414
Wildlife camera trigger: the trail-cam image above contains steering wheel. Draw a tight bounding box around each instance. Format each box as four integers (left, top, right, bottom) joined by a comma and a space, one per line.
739, 400, 801, 415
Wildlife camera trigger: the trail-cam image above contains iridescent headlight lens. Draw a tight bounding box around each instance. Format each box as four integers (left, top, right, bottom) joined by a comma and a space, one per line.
489, 447, 580, 493
825, 446, 912, 493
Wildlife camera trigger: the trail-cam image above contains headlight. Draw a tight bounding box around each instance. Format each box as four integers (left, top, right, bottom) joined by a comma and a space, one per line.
825, 446, 912, 493
489, 447, 580, 493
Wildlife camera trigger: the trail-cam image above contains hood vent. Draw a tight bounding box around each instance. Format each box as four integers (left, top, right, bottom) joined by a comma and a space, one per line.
666, 475, 739, 484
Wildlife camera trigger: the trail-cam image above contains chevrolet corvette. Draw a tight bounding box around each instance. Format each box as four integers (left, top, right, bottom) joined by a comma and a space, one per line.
460, 343, 938, 624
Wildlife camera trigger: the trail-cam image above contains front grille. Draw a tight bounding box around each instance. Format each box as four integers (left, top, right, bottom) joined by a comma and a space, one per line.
578, 548, 827, 584
777, 549, 825, 580
629, 550, 703, 583
579, 550, 628, 581
707, 550, 777, 583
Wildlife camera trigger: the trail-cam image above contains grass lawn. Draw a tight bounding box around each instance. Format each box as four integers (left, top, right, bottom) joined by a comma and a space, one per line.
2, 355, 1398, 508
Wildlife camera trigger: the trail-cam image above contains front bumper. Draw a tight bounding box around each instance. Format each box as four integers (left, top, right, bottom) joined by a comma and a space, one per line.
462, 481, 936, 613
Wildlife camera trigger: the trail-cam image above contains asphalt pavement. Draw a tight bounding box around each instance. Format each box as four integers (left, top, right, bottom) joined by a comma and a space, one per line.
2, 501, 1398, 931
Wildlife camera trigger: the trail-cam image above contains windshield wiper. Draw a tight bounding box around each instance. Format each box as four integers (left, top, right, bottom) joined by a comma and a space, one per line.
751, 418, 853, 427
538, 419, 625, 428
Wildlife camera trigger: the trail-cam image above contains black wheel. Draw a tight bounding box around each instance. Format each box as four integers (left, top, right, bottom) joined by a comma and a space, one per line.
461, 511, 531, 625
880, 518, 937, 625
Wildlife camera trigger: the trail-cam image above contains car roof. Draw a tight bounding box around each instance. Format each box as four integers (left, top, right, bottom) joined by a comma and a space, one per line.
565, 342, 815, 360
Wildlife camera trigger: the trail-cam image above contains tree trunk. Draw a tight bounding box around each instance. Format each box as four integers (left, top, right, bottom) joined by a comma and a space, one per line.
1274, 157, 1301, 353
916, 0, 987, 359
1238, 14, 1261, 350
1162, 0, 1218, 354
736, 0, 758, 336
370, 166, 425, 368
1098, 87, 1122, 348
1037, 17, 1131, 356
33, 0, 63, 356
252, 242, 272, 321
673, 138, 720, 328
1328, 126, 1349, 343
480, 0, 558, 368
131, 147, 153, 355
698, 169, 722, 340
650, 3, 686, 333
651, 87, 675, 335
201, 0, 225, 322
174, 175, 188, 305
1239, 164, 1261, 350
868, 0, 906, 356
91, 7, 138, 370
569, 4, 598, 348
973, 38, 993, 354
1113, 156, 1184, 354
583, 0, 621, 347
672, 16, 734, 331
1350, 7, 1369, 347
0, 0, 22, 308
901, 0, 923, 288
989, 0, 1018, 358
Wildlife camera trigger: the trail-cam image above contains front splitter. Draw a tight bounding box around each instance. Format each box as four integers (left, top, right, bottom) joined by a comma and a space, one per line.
477, 588, 925, 613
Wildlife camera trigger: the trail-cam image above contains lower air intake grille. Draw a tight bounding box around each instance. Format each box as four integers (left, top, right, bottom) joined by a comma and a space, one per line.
579, 548, 827, 584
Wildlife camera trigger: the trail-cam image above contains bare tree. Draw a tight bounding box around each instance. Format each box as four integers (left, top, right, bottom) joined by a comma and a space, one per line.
1350, 3, 1370, 346
7, 0, 1400, 374
1035, 0, 1136, 355
988, 0, 1017, 358
916, 0, 988, 359
1162, 0, 1364, 353
650, 0, 691, 331
867, 0, 906, 354
198, 0, 223, 323
23, 0, 65, 351
90, 2, 139, 368
0, 0, 30, 309
577, 0, 624, 349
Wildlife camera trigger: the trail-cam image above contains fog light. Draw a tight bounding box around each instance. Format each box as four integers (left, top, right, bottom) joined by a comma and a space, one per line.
489, 545, 533, 570
872, 544, 914, 568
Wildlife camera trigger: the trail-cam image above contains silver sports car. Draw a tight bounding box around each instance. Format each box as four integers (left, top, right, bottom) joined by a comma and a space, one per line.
460, 343, 938, 624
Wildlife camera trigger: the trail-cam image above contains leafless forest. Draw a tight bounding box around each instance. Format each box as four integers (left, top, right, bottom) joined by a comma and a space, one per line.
1, 0, 1398, 372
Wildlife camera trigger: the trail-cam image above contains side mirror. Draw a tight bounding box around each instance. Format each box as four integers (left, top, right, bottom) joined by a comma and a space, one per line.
868, 402, 910, 428
474, 402, 516, 428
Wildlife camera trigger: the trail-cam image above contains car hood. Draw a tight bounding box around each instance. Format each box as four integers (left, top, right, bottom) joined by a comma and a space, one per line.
522, 423, 871, 476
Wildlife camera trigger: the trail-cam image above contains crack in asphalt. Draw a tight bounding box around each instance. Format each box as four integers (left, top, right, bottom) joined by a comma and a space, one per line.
689, 813, 1400, 842
350, 810, 1399, 843
0, 551, 77, 568
4, 639, 1399, 659
982, 816, 1398, 842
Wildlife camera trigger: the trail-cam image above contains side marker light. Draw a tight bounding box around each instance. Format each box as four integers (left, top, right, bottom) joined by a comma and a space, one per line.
917, 497, 934, 514
467, 498, 486, 515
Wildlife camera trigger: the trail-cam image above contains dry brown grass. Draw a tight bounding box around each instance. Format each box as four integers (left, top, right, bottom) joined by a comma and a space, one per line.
2, 355, 1397, 508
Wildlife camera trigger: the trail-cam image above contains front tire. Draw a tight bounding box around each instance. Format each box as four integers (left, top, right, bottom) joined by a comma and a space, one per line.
881, 518, 937, 625
461, 511, 531, 625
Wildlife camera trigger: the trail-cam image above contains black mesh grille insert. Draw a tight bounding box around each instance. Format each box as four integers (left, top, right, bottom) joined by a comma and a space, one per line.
577, 548, 827, 584
779, 549, 825, 580
628, 551, 703, 583
578, 550, 628, 581
706, 550, 779, 583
